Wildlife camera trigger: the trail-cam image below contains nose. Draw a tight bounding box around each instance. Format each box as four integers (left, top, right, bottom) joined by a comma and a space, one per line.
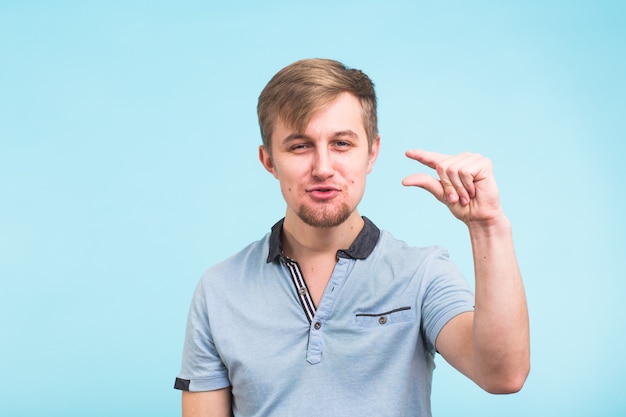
311, 147, 335, 180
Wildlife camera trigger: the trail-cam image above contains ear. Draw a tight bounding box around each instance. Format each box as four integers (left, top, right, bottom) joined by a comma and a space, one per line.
259, 145, 279, 179
366, 135, 381, 174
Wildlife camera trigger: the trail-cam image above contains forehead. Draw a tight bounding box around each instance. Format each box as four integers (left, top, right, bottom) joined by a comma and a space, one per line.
275, 93, 366, 140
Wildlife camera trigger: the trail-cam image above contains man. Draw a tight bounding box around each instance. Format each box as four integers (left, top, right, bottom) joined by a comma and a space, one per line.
174, 58, 530, 417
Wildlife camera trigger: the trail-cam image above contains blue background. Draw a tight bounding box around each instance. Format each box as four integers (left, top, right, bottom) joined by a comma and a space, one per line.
1, 1, 625, 416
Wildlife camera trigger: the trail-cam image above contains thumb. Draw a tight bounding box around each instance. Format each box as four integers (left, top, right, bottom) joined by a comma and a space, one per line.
402, 173, 445, 203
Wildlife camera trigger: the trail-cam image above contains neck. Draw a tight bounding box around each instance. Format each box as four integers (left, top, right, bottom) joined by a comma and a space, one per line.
281, 211, 364, 261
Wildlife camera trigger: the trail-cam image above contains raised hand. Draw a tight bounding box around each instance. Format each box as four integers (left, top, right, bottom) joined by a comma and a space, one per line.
402, 150, 504, 226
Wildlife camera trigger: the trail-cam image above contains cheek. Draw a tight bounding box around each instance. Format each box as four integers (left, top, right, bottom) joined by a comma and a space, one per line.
277, 176, 296, 196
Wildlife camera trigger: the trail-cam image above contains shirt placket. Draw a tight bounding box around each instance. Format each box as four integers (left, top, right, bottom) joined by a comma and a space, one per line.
282, 256, 351, 365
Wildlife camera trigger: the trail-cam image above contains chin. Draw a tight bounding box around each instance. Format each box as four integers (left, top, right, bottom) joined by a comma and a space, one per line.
297, 204, 353, 228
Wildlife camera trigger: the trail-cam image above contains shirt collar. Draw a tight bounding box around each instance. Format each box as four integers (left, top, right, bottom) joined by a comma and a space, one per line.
267, 216, 380, 263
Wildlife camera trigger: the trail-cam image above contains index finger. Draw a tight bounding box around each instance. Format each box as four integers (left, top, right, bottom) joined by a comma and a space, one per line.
404, 149, 451, 169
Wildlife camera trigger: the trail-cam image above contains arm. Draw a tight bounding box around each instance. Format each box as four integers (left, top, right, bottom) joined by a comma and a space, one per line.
403, 150, 530, 394
182, 387, 232, 417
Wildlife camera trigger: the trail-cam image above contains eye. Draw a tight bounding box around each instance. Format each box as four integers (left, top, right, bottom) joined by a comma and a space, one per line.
333, 140, 352, 149
290, 143, 310, 152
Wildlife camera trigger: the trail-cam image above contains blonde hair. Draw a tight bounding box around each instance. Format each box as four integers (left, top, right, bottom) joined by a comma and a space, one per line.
257, 58, 378, 152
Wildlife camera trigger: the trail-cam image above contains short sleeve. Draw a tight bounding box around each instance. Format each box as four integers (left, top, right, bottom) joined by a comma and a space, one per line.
421, 247, 475, 353
174, 279, 231, 392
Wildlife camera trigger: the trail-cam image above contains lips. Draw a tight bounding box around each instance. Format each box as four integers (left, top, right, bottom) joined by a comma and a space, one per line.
308, 186, 340, 200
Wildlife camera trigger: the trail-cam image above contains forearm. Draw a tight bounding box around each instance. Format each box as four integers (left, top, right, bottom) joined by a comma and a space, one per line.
468, 214, 530, 393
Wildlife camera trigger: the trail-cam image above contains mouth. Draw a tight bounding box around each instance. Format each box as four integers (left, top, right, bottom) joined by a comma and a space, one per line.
307, 186, 340, 200
308, 185, 339, 192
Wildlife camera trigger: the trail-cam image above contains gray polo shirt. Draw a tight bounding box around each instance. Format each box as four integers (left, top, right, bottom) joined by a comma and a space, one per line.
175, 217, 474, 417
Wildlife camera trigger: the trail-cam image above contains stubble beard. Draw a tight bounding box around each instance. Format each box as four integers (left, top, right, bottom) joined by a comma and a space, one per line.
297, 201, 353, 228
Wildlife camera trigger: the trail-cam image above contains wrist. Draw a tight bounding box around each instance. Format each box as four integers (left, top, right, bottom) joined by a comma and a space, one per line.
466, 211, 512, 238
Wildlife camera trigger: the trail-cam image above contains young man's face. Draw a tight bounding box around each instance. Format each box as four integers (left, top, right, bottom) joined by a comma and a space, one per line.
259, 92, 379, 228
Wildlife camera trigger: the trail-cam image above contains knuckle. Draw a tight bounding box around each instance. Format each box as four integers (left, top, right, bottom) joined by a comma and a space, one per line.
445, 165, 457, 177
458, 166, 471, 178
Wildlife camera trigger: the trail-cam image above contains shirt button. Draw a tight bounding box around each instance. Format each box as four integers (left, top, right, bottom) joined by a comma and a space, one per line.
298, 287, 307, 295
378, 316, 387, 325
314, 322, 322, 330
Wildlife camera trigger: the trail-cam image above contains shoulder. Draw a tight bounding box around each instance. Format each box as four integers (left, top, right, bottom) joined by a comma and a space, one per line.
200, 232, 272, 285
370, 230, 469, 294
375, 230, 452, 266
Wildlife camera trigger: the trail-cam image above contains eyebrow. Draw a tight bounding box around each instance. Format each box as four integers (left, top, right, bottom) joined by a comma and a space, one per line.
280, 130, 359, 144
281, 133, 310, 144
332, 130, 359, 139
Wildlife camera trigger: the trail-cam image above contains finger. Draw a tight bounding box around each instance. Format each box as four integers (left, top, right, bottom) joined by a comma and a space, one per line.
445, 153, 484, 205
405, 149, 452, 170
402, 173, 446, 203
406, 149, 460, 203
440, 164, 466, 205
457, 153, 487, 199
430, 154, 470, 205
